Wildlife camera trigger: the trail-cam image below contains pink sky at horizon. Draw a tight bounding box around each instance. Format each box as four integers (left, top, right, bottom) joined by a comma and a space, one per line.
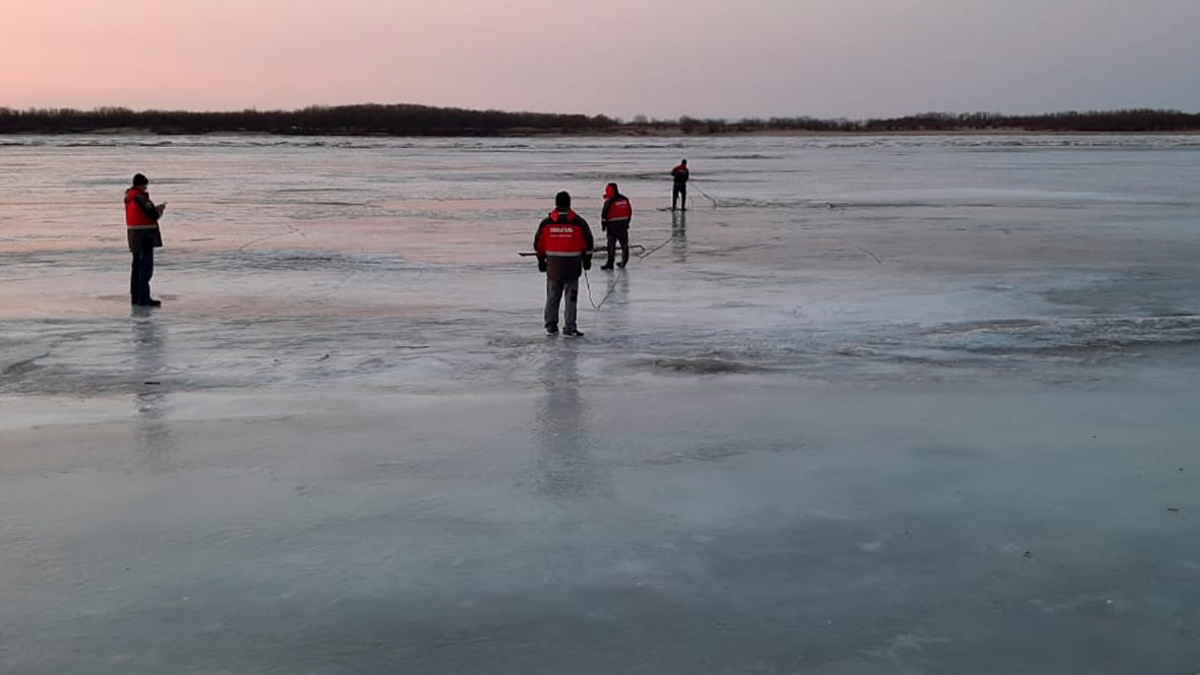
3, 0, 1199, 120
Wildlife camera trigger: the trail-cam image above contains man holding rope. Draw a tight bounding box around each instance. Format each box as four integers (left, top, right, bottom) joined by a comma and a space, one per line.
534, 191, 594, 337
599, 182, 633, 270
124, 173, 167, 307
670, 159, 689, 211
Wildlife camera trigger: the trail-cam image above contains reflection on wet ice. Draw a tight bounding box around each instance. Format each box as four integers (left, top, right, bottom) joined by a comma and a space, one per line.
671, 210, 687, 263
131, 312, 175, 472
533, 344, 605, 498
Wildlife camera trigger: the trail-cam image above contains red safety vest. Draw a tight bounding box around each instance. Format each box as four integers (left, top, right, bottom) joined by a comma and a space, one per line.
604, 196, 632, 223
125, 187, 158, 228
538, 209, 587, 257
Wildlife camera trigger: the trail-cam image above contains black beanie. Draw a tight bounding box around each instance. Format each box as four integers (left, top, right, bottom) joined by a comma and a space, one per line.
555, 191, 571, 209
132, 173, 148, 186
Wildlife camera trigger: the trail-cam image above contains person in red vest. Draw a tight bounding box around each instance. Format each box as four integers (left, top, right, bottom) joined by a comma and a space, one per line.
600, 182, 633, 270
124, 173, 167, 307
670, 159, 689, 211
534, 191, 594, 337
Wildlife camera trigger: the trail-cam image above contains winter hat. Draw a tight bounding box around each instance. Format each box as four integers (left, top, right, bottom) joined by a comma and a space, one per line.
555, 191, 571, 209
132, 173, 149, 186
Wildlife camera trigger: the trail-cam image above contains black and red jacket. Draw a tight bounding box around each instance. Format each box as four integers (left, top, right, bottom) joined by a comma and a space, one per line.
601, 185, 633, 230
534, 208, 594, 280
125, 186, 159, 230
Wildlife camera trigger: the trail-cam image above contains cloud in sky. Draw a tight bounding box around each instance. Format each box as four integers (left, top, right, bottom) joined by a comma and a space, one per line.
2, 0, 1199, 118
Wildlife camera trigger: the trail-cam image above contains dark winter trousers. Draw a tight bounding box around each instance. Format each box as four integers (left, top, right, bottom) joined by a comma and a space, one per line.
130, 250, 154, 303
544, 276, 579, 332
605, 225, 629, 268
672, 183, 687, 210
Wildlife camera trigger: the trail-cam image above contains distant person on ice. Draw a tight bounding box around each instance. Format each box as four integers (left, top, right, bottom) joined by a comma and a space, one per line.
600, 182, 633, 270
124, 173, 167, 307
534, 191, 594, 337
670, 159, 689, 211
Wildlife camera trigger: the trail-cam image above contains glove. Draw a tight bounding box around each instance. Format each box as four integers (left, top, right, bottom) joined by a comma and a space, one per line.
601, 223, 607, 232
537, 258, 547, 272
583, 256, 592, 271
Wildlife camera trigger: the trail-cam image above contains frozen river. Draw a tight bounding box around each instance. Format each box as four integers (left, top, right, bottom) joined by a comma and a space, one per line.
2, 134, 1200, 673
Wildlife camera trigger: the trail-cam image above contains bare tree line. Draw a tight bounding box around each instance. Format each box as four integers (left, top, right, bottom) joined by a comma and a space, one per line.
1, 104, 1197, 135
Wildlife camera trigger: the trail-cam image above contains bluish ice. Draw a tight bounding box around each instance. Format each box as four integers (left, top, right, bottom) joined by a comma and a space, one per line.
2, 134, 1199, 674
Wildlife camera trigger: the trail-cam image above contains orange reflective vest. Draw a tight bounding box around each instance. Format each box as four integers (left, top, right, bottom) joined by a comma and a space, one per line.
537, 209, 587, 257
125, 187, 158, 229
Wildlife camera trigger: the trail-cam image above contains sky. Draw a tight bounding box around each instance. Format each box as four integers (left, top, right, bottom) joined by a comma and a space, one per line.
2, 0, 1199, 120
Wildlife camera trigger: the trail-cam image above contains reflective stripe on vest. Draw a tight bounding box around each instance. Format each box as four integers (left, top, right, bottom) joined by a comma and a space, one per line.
604, 197, 632, 222
543, 209, 586, 256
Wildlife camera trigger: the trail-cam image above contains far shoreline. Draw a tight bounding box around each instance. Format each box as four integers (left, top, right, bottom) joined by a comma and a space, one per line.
4, 104, 1199, 137
7, 126, 1200, 138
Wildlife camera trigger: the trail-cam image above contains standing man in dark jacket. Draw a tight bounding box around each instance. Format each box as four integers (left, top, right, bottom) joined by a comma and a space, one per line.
600, 182, 633, 270
670, 159, 689, 211
534, 191, 594, 337
124, 173, 166, 307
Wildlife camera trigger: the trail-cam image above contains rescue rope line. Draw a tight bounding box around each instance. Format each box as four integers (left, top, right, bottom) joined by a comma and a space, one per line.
582, 262, 625, 311
237, 222, 311, 252
637, 231, 675, 259
583, 229, 675, 311
688, 179, 720, 208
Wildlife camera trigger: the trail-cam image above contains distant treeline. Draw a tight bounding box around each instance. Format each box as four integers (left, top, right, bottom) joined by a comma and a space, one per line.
1, 104, 1198, 135
0, 104, 617, 136
683, 109, 1200, 134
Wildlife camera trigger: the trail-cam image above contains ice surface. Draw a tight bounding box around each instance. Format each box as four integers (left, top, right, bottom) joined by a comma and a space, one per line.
2, 134, 1200, 674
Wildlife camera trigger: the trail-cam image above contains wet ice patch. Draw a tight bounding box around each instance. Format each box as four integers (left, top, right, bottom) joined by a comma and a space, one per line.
826, 315, 1200, 370
486, 333, 556, 349
929, 315, 1200, 355
0, 348, 50, 378
207, 249, 424, 273
641, 356, 767, 375
858, 534, 891, 552
641, 445, 751, 466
